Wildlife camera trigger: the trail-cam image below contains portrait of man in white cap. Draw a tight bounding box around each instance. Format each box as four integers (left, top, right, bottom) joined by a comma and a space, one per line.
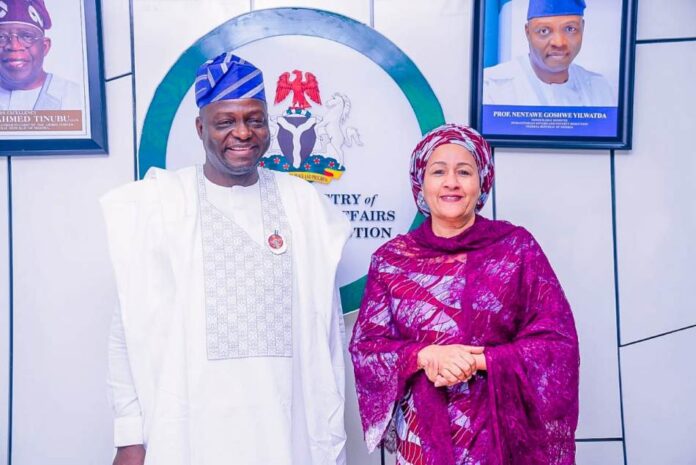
483, 0, 616, 107
0, 0, 82, 110
102, 52, 350, 465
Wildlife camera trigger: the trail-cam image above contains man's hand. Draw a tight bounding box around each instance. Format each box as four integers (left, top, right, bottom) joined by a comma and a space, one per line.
113, 445, 145, 465
417, 344, 485, 387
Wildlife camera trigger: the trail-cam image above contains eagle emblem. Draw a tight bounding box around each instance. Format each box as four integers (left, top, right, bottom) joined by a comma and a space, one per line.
261, 70, 363, 184
274, 70, 322, 110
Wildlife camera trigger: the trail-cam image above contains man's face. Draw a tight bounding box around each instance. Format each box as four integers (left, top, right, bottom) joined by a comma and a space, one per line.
0, 24, 50, 90
525, 15, 584, 75
196, 98, 271, 178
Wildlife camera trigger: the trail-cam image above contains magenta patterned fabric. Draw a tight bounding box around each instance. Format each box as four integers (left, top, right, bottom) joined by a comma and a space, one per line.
409, 124, 494, 215
349, 215, 580, 465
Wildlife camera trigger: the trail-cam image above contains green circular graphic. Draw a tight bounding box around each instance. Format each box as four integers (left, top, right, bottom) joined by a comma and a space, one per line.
138, 7, 444, 312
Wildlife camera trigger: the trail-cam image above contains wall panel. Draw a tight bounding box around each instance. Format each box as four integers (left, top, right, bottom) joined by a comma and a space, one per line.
101, 0, 133, 79
576, 441, 624, 465
622, 328, 696, 465
132, 0, 251, 140
9, 77, 134, 465
636, 0, 696, 41
615, 41, 696, 344
374, 0, 474, 126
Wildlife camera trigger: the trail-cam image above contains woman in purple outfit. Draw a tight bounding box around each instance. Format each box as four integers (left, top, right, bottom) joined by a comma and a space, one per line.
349, 124, 579, 465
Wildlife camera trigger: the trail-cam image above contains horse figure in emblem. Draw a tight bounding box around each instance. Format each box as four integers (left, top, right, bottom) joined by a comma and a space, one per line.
315, 93, 363, 168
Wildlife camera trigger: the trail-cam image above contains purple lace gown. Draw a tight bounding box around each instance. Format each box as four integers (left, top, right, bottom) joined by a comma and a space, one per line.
349, 215, 579, 465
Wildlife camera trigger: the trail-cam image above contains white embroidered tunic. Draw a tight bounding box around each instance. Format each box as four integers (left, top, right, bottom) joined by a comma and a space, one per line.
103, 166, 350, 465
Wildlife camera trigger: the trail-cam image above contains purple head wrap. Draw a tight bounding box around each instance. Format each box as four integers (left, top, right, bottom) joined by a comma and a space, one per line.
409, 123, 494, 216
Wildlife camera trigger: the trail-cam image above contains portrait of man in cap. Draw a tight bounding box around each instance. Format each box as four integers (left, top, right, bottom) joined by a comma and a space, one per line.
0, 0, 82, 110
483, 0, 616, 107
102, 52, 350, 465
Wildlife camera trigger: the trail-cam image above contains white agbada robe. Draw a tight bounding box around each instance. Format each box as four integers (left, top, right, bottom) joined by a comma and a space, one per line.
103, 166, 350, 465
483, 55, 616, 106
0, 73, 82, 110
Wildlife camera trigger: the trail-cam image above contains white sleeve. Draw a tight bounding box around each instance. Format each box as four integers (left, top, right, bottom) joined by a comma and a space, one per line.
107, 306, 144, 447
329, 286, 347, 465
101, 180, 150, 448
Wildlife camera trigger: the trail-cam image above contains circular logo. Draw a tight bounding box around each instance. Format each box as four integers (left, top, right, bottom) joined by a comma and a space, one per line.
0, 2, 8, 19
139, 8, 444, 312
267, 232, 287, 255
27, 5, 43, 27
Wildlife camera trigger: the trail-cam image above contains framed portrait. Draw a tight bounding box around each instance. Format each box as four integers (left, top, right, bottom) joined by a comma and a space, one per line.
0, 0, 107, 155
470, 0, 637, 149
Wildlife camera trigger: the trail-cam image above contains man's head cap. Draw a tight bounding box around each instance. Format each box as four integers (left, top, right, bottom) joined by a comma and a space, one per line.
195, 52, 266, 108
0, 0, 52, 31
527, 0, 586, 20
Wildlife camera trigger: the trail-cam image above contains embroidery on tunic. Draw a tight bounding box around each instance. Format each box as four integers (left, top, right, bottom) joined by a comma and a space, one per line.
197, 165, 293, 359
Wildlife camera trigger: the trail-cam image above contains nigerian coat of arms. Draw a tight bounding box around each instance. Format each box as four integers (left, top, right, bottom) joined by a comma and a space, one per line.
259, 69, 363, 184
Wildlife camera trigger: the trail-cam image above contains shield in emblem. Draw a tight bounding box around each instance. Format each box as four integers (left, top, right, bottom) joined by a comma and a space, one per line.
276, 111, 318, 169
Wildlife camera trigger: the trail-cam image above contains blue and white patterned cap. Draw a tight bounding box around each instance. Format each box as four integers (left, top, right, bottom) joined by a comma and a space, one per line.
527, 0, 586, 20
194, 52, 266, 108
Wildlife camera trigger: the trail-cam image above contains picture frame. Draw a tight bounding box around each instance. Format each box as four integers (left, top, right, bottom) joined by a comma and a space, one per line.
0, 0, 108, 155
469, 0, 637, 149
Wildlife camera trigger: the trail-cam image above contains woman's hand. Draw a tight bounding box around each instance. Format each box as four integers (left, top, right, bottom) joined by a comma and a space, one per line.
417, 344, 485, 387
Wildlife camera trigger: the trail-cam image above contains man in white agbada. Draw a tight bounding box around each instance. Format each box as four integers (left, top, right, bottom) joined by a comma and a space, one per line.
102, 52, 351, 465
483, 0, 616, 107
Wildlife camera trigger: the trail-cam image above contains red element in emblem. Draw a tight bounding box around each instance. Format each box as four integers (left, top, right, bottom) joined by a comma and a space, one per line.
268, 233, 284, 250
313, 157, 320, 164
328, 161, 335, 168
274, 70, 322, 110
273, 157, 281, 164
282, 163, 290, 170
304, 163, 311, 170
258, 160, 265, 167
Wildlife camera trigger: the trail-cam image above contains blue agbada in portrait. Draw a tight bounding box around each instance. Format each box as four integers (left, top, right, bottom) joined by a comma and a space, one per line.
194, 52, 267, 107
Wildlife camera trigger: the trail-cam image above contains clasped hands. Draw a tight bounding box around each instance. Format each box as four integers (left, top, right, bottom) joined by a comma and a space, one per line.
417, 344, 486, 388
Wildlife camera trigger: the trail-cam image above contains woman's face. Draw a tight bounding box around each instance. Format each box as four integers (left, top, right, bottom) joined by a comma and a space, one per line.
423, 143, 480, 230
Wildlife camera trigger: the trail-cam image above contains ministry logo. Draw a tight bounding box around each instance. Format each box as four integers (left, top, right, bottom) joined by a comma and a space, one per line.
259, 69, 363, 184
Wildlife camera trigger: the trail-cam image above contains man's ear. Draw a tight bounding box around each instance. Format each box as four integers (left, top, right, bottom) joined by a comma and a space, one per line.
195, 115, 203, 138
524, 22, 530, 40
42, 37, 51, 57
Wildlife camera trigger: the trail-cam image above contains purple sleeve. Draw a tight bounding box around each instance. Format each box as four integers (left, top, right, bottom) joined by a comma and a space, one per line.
348, 255, 428, 452
484, 234, 580, 464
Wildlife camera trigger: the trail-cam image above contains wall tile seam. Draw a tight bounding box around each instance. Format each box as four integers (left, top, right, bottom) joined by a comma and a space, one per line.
610, 151, 629, 465
636, 37, 696, 45
576, 438, 623, 442
4, 157, 13, 465
620, 323, 696, 348
105, 72, 133, 83
128, 0, 138, 181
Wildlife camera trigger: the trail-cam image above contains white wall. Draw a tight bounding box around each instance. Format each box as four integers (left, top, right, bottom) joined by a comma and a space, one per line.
1, 0, 694, 464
